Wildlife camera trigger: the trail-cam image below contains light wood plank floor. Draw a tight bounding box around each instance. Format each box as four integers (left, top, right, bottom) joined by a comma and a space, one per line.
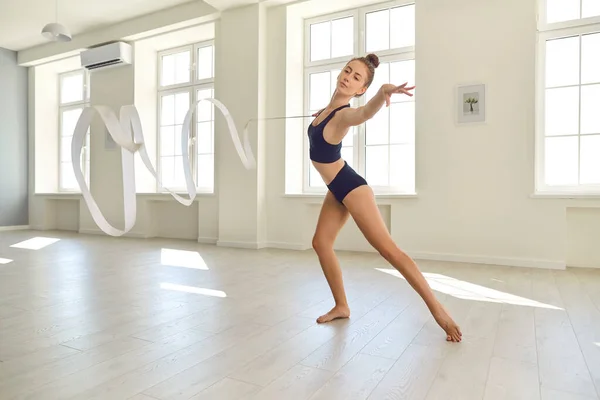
1, 230, 600, 400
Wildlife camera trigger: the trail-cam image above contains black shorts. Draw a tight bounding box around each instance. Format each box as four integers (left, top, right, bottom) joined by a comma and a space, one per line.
327, 161, 368, 203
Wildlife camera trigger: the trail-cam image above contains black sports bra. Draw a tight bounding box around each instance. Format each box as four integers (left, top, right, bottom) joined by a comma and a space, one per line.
307, 104, 350, 163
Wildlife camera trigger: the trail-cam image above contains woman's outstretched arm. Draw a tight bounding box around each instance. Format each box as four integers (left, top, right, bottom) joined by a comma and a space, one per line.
338, 83, 415, 128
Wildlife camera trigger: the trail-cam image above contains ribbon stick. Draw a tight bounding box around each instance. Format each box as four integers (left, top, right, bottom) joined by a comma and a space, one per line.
72, 98, 311, 237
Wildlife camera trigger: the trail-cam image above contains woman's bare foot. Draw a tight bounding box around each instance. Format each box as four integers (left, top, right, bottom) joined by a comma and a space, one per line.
316, 305, 350, 323
432, 304, 462, 342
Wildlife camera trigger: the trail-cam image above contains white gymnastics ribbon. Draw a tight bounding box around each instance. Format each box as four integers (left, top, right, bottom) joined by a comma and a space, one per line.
72, 98, 310, 237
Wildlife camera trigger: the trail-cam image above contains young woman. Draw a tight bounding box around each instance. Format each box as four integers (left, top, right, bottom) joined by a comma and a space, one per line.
308, 53, 462, 342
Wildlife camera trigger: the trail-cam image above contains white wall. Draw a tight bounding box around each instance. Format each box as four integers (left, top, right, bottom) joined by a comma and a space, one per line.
0, 48, 28, 227
24, 0, 600, 268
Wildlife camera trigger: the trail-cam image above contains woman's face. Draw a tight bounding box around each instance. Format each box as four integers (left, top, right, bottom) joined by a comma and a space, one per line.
336, 60, 369, 97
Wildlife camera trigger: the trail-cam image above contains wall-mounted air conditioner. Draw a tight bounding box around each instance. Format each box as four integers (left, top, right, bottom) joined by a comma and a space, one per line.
80, 42, 132, 71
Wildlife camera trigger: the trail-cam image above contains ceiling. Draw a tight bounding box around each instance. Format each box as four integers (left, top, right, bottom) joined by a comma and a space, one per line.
0, 0, 272, 51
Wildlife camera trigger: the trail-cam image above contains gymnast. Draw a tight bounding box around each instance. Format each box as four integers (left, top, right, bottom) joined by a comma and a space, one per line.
308, 53, 462, 342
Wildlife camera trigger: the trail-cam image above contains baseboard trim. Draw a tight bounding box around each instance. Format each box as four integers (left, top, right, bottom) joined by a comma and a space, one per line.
0, 225, 30, 232
408, 251, 565, 270
78, 228, 150, 239
198, 236, 217, 244
565, 262, 600, 269
216, 240, 268, 249
265, 241, 310, 251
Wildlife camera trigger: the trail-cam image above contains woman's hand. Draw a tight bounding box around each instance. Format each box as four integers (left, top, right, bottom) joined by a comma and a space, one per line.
381, 83, 415, 107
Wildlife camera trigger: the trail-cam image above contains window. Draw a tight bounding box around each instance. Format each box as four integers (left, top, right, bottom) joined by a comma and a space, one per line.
303, 1, 416, 194
536, 0, 600, 194
157, 41, 215, 192
58, 70, 90, 192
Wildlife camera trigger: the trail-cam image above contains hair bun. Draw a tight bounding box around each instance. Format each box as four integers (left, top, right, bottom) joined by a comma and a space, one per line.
366, 53, 380, 68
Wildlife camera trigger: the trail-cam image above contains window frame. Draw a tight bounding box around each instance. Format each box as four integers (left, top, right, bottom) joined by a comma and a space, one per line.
537, 0, 600, 32
57, 69, 91, 193
156, 39, 215, 194
535, 0, 600, 195
302, 0, 417, 195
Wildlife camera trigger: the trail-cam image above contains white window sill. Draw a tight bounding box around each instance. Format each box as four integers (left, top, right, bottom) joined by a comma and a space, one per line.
530, 192, 600, 200
138, 192, 215, 201
34, 192, 82, 199
34, 192, 215, 201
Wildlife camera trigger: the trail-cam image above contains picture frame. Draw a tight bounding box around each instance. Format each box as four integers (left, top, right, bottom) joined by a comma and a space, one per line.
456, 83, 486, 124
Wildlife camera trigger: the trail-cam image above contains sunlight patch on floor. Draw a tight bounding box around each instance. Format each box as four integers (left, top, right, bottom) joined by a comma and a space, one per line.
376, 268, 562, 310
161, 248, 208, 270
0, 258, 13, 264
160, 282, 226, 297
10, 237, 60, 250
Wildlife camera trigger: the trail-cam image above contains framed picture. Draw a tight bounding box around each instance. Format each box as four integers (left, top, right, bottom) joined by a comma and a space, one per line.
456, 83, 486, 124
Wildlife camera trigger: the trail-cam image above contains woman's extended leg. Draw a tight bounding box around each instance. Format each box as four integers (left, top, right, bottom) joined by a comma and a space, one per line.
342, 185, 462, 342
312, 191, 351, 323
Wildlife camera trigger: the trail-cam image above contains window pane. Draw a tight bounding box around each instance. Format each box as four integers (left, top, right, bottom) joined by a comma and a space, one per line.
61, 73, 83, 104
309, 164, 326, 187
580, 135, 600, 184
161, 156, 175, 188
197, 95, 213, 122
197, 45, 213, 80
197, 121, 213, 154
544, 136, 579, 185
342, 126, 355, 147
341, 146, 354, 169
331, 17, 354, 59
331, 69, 341, 96
310, 72, 331, 110
390, 5, 415, 48
161, 54, 175, 87
390, 144, 415, 190
161, 51, 190, 86
173, 155, 186, 188
582, 0, 600, 18
160, 126, 175, 157
546, 0, 580, 23
61, 137, 72, 162
175, 51, 191, 85
175, 92, 190, 125
197, 154, 214, 189
161, 95, 175, 126
310, 21, 331, 61
366, 106, 389, 145
174, 125, 183, 156
581, 84, 600, 134
365, 145, 389, 186
366, 9, 390, 52
545, 36, 580, 88
390, 60, 415, 85
390, 60, 416, 101
582, 33, 600, 84
197, 88, 213, 100
390, 102, 415, 144
62, 108, 83, 137
545, 87, 579, 136
60, 162, 77, 190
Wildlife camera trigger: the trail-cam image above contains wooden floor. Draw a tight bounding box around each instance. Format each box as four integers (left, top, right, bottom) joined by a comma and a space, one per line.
1, 230, 599, 400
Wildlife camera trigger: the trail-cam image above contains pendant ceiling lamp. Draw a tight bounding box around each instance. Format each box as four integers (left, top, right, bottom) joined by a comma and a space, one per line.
41, 0, 71, 42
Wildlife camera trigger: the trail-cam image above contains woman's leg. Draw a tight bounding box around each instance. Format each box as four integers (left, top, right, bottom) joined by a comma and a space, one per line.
342, 185, 462, 342
312, 190, 351, 323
